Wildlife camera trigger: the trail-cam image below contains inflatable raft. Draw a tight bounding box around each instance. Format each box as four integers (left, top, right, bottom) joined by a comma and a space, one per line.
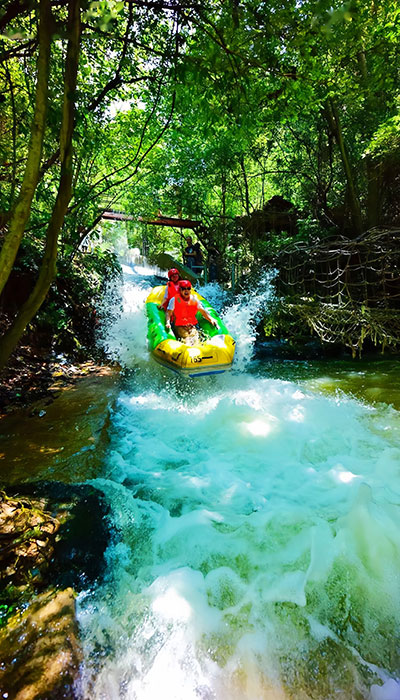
146, 285, 235, 377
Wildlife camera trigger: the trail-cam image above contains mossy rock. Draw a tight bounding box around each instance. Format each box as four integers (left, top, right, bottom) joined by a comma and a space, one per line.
0, 483, 113, 619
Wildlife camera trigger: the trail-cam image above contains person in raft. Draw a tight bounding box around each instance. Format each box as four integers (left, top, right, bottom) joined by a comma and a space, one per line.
165, 279, 218, 345
159, 268, 180, 311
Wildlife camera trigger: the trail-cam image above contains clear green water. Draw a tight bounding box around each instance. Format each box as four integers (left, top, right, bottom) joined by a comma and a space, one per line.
252, 356, 400, 410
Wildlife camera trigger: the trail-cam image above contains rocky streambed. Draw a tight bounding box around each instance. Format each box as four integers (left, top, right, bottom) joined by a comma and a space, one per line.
0, 370, 120, 699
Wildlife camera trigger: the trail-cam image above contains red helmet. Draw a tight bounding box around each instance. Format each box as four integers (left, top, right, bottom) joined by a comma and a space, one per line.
178, 280, 192, 290
168, 268, 179, 279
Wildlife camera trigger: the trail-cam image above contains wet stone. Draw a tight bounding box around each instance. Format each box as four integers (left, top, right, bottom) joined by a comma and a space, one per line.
0, 372, 119, 485
0, 588, 82, 700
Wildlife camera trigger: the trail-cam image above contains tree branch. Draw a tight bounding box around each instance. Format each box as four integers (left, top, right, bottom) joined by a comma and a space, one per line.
87, 2, 133, 111
0, 0, 52, 297
0, 0, 81, 369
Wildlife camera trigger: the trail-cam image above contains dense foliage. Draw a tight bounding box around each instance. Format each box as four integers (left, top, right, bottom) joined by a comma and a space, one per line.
1, 0, 400, 365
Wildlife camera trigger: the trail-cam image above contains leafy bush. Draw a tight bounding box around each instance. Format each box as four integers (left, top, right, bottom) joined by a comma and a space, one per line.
14, 242, 123, 357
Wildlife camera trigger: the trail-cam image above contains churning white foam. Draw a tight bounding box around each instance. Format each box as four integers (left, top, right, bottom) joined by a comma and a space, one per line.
78, 264, 400, 699
97, 263, 154, 367
221, 272, 276, 370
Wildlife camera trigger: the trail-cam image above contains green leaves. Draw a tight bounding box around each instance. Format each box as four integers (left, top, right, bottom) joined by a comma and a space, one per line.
2, 0, 400, 327
82, 0, 125, 30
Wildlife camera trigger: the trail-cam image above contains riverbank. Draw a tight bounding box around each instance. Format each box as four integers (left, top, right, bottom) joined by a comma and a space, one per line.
0, 365, 121, 699
0, 365, 120, 487
0, 337, 119, 417
0, 483, 113, 700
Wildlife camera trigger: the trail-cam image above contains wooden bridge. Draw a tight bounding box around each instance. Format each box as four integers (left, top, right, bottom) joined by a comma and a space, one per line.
139, 215, 202, 229
101, 210, 134, 221
101, 211, 203, 229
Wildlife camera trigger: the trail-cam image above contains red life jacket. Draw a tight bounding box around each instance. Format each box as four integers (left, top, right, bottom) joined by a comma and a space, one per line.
173, 294, 199, 326
161, 281, 180, 310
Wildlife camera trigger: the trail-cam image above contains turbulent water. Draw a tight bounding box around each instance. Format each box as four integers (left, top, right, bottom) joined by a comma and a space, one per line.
78, 264, 400, 700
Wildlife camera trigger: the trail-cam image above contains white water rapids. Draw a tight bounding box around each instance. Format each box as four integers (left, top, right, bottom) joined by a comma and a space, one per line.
78, 264, 400, 700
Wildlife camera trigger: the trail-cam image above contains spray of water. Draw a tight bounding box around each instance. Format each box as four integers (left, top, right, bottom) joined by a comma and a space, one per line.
77, 264, 400, 700
220, 271, 277, 371
97, 264, 162, 369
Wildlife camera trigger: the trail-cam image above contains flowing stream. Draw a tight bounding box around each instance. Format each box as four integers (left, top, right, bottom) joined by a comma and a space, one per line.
77, 264, 400, 700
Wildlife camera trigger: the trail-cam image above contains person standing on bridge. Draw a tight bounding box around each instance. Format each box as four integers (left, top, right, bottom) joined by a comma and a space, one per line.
183, 236, 203, 274
183, 236, 196, 271
165, 280, 218, 345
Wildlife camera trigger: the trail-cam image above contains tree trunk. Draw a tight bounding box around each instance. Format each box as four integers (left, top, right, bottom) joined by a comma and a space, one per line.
366, 159, 381, 228
221, 169, 228, 252
0, 0, 81, 370
239, 155, 251, 216
356, 47, 382, 226
0, 0, 52, 297
325, 98, 363, 237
